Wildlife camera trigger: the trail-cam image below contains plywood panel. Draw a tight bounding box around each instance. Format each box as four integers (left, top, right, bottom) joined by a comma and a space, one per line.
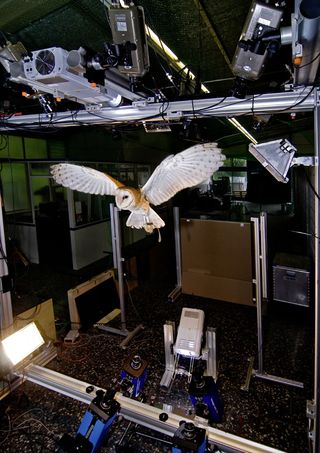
181, 219, 253, 305
13, 299, 56, 341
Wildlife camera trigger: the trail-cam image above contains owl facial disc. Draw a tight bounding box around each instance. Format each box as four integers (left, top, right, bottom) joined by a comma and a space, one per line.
115, 188, 134, 210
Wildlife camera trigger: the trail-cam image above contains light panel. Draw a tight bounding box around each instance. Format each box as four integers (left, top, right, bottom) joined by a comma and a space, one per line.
2, 322, 44, 366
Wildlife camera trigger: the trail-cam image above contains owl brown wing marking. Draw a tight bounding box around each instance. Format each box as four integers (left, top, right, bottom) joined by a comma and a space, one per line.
141, 142, 226, 206
51, 163, 124, 196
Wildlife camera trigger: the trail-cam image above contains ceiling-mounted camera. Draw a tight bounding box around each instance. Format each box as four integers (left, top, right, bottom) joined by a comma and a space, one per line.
231, 1, 284, 97
87, 3, 150, 92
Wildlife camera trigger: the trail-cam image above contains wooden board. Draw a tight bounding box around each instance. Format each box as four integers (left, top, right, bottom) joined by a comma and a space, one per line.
12, 298, 56, 341
181, 218, 254, 305
67, 269, 120, 330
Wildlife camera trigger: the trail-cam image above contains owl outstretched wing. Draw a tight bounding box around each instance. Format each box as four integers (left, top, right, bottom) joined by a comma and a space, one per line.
141, 142, 225, 206
50, 163, 123, 196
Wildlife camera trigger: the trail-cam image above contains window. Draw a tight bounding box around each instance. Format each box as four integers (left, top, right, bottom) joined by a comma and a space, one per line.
213, 158, 247, 199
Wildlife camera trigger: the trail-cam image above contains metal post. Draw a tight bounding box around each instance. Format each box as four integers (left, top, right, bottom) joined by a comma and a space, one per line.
252, 217, 264, 374
97, 204, 144, 348
113, 206, 126, 331
312, 88, 320, 453
0, 195, 13, 334
260, 212, 268, 300
174, 207, 182, 287
110, 203, 117, 269
168, 207, 182, 302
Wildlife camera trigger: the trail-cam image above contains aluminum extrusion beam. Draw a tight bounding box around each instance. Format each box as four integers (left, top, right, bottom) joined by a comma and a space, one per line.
23, 363, 98, 405
115, 393, 286, 453
1, 88, 315, 129
21, 363, 287, 453
0, 345, 57, 400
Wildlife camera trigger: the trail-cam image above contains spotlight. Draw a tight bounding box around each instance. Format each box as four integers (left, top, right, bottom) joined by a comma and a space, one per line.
1, 322, 44, 366
249, 139, 296, 183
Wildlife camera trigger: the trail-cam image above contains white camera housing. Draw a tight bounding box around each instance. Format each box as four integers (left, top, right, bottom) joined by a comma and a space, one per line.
174, 308, 204, 358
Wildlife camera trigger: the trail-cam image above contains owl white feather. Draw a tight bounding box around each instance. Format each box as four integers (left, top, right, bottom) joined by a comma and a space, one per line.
51, 142, 225, 234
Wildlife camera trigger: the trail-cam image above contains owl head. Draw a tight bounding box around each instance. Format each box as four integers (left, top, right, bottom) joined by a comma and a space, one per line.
115, 188, 136, 210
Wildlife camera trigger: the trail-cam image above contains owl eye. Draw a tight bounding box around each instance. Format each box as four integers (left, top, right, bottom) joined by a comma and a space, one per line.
123, 195, 129, 200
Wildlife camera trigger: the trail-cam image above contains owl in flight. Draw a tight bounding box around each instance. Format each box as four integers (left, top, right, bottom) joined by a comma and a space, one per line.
51, 142, 225, 236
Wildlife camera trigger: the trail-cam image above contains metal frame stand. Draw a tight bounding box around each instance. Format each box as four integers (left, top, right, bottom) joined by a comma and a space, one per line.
168, 207, 182, 302
242, 215, 304, 391
160, 320, 217, 389
96, 204, 143, 349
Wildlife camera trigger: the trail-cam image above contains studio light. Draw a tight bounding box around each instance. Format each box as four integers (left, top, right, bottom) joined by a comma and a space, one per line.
1, 322, 45, 366
248, 139, 297, 183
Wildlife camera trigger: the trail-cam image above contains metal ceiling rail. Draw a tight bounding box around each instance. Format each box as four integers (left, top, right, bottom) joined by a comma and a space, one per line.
1, 87, 315, 129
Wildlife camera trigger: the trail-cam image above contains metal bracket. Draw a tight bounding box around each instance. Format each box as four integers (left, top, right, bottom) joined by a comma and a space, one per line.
307, 399, 316, 441
166, 111, 183, 119
132, 100, 149, 107
292, 156, 315, 167
86, 103, 103, 111
160, 321, 175, 388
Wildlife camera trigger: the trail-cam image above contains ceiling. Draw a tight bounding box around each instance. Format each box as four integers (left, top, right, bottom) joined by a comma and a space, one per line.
0, 0, 315, 152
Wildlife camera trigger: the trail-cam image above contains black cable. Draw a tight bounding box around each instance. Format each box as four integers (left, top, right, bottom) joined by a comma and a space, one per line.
190, 87, 314, 120
194, 93, 263, 116
298, 50, 320, 69
276, 85, 315, 113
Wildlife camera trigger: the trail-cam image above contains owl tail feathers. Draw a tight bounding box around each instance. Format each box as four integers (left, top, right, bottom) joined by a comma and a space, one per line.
126, 208, 165, 241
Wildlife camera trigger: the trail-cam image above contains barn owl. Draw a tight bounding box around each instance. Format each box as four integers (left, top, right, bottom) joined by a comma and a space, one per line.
51, 142, 225, 238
